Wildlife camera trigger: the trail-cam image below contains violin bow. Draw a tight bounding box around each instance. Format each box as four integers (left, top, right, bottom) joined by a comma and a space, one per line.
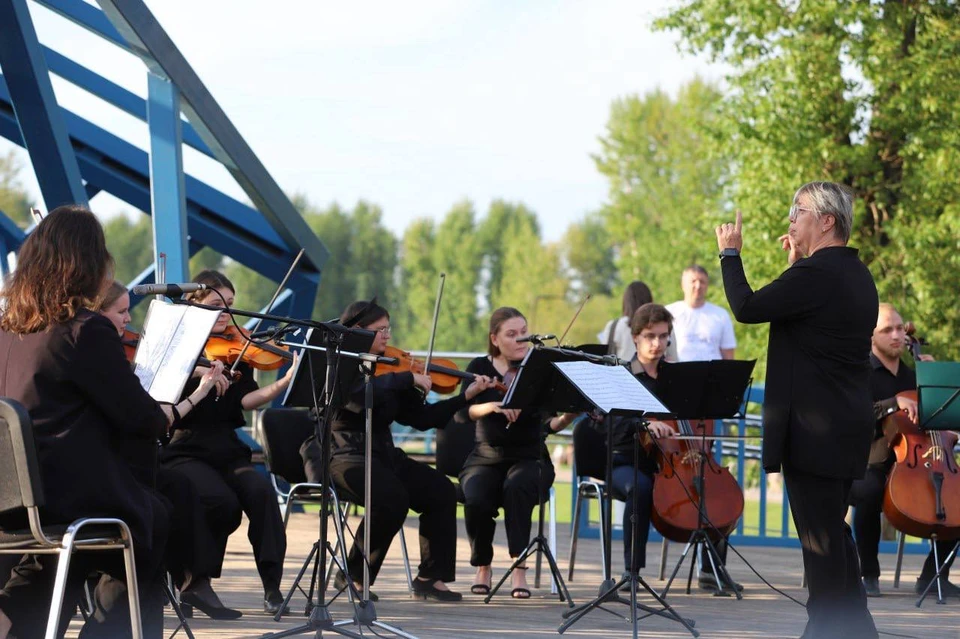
558, 294, 591, 346
29, 207, 45, 224
228, 248, 305, 377
421, 272, 446, 392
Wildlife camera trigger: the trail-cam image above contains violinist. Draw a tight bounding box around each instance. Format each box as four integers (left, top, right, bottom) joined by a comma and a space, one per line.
301, 300, 497, 602
460, 307, 576, 599
0, 206, 223, 638
159, 269, 294, 615
848, 303, 957, 597
98, 282, 243, 619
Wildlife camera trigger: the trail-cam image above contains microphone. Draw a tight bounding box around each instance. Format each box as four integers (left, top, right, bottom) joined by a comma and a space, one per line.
131, 283, 208, 297
516, 333, 555, 344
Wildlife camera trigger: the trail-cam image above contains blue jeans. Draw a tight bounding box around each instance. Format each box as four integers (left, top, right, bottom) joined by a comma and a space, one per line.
608, 454, 654, 573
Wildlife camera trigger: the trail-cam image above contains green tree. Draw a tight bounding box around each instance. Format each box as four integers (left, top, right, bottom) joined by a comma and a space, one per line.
394, 218, 439, 349
103, 215, 154, 283
656, 0, 960, 361
562, 212, 618, 300
0, 151, 32, 228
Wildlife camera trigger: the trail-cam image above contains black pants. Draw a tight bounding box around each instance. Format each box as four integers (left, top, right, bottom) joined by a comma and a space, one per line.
608, 456, 654, 573
460, 457, 555, 566
848, 463, 956, 581
328, 450, 458, 584
164, 457, 285, 594
784, 466, 878, 639
0, 492, 169, 639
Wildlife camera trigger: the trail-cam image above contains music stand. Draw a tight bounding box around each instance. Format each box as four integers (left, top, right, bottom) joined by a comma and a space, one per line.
912, 361, 960, 607
653, 360, 754, 600
265, 325, 416, 639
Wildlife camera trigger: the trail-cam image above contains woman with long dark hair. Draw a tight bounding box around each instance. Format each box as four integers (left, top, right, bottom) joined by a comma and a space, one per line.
0, 206, 223, 638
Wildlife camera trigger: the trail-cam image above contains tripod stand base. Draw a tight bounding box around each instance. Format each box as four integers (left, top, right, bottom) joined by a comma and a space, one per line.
484, 534, 574, 607
558, 574, 698, 638
661, 531, 743, 602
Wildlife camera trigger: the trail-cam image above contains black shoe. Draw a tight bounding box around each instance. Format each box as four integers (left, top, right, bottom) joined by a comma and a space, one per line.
333, 572, 378, 601
411, 578, 462, 602
180, 579, 243, 620
915, 576, 960, 597
263, 590, 291, 615
862, 576, 881, 598
698, 574, 744, 593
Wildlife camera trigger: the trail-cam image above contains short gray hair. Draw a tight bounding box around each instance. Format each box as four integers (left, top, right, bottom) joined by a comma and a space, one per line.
793, 181, 854, 244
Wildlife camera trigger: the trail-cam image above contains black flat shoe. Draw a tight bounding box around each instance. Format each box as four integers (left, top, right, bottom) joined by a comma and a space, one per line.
179, 580, 242, 620
411, 579, 462, 602
333, 572, 378, 601
263, 590, 291, 615
698, 574, 744, 593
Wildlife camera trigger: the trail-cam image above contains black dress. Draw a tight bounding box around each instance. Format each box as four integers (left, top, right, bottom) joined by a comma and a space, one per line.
458, 356, 556, 566
305, 370, 468, 584
161, 363, 285, 595
0, 310, 169, 638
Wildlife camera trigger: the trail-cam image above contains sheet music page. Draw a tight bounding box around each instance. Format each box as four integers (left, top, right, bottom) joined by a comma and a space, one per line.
552, 361, 670, 415
134, 300, 221, 403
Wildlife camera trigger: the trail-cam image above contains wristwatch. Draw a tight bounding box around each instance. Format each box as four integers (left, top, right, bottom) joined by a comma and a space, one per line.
719, 248, 740, 259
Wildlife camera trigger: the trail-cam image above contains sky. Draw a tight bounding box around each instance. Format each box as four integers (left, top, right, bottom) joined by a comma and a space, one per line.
2, 0, 720, 242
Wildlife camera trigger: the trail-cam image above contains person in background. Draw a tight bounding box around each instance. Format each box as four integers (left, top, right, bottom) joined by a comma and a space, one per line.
665, 265, 736, 362
599, 280, 678, 362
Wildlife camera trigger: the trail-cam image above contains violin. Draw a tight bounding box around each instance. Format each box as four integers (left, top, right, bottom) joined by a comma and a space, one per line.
121, 327, 230, 377
376, 345, 508, 395
204, 325, 293, 371
649, 418, 745, 543
882, 325, 960, 540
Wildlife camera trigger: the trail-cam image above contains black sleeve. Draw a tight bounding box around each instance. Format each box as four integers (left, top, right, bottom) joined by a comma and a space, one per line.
397, 392, 470, 432
874, 397, 899, 423
344, 371, 414, 409
69, 314, 167, 438
721, 255, 827, 324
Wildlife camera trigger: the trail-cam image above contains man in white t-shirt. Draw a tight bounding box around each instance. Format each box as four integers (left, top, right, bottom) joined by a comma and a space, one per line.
665, 265, 737, 362
664, 264, 741, 593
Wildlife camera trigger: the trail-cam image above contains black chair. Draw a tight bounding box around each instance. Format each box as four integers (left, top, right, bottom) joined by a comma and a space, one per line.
258, 408, 413, 592
567, 416, 609, 580
0, 398, 143, 639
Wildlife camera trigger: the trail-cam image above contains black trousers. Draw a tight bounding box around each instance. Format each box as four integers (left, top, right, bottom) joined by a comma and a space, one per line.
459, 457, 555, 566
0, 491, 169, 639
848, 463, 957, 581
327, 450, 458, 584
164, 457, 285, 593
784, 466, 878, 639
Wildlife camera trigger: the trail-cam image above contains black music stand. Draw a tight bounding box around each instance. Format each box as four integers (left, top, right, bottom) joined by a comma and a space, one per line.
654, 359, 755, 600
912, 361, 960, 607
266, 325, 416, 639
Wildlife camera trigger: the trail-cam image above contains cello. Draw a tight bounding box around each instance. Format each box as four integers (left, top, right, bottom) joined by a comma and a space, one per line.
882, 326, 960, 540
650, 418, 745, 544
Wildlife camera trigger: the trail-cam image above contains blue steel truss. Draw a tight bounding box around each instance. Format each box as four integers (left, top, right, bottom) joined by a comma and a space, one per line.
0, 0, 326, 324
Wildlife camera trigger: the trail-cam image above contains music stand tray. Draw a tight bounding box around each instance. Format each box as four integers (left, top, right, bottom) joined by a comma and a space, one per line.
283, 326, 375, 409
916, 361, 960, 431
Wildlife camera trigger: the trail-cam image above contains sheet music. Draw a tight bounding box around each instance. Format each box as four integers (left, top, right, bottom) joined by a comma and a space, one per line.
552, 361, 670, 415
133, 300, 221, 403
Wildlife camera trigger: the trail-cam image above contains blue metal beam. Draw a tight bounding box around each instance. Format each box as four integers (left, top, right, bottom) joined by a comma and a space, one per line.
0, 0, 87, 209
147, 71, 188, 282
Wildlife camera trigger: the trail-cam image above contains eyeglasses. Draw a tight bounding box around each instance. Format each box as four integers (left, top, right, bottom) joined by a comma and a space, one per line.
638, 332, 670, 344
373, 326, 391, 335
788, 205, 816, 223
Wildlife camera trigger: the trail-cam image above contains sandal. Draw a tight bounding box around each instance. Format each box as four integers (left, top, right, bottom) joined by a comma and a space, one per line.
471, 567, 492, 595
510, 565, 531, 599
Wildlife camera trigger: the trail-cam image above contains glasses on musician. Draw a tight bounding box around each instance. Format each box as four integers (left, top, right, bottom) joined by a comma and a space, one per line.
788, 205, 816, 223
638, 331, 670, 343
373, 326, 391, 335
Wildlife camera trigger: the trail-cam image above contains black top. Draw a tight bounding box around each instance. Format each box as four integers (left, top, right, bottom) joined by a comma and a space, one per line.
603, 358, 662, 474
870, 353, 916, 420
161, 362, 259, 470
461, 356, 551, 462
721, 247, 878, 479
0, 310, 167, 547
330, 370, 468, 462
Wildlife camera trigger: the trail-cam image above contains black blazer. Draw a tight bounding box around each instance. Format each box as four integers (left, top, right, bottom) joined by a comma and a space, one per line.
721, 247, 878, 479
0, 310, 168, 547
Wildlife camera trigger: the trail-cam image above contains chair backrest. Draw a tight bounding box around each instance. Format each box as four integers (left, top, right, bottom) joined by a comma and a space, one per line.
435, 414, 476, 478
0, 398, 43, 517
572, 416, 607, 481
260, 408, 316, 485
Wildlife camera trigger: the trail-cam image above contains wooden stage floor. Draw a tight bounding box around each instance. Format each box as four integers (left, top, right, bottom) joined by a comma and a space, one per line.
72, 512, 960, 638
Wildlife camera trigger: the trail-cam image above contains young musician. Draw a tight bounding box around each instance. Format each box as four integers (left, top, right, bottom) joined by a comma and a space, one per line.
0, 206, 222, 638
302, 300, 497, 602
99, 282, 243, 619
160, 270, 294, 615
604, 303, 676, 577
848, 302, 957, 597
461, 307, 576, 598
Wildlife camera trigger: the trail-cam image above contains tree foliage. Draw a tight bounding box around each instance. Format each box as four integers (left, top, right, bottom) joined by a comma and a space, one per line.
655, 0, 960, 360
0, 151, 33, 228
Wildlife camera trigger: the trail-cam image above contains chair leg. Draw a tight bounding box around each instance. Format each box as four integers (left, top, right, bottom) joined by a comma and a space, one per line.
894, 530, 906, 589
598, 492, 608, 579
282, 495, 293, 529
398, 526, 414, 593
658, 538, 669, 581
162, 579, 195, 639
120, 534, 143, 639
549, 487, 558, 595
44, 546, 75, 639
568, 487, 585, 580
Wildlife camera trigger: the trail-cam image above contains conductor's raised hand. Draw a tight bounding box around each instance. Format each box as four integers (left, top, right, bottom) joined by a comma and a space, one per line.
715, 209, 743, 252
